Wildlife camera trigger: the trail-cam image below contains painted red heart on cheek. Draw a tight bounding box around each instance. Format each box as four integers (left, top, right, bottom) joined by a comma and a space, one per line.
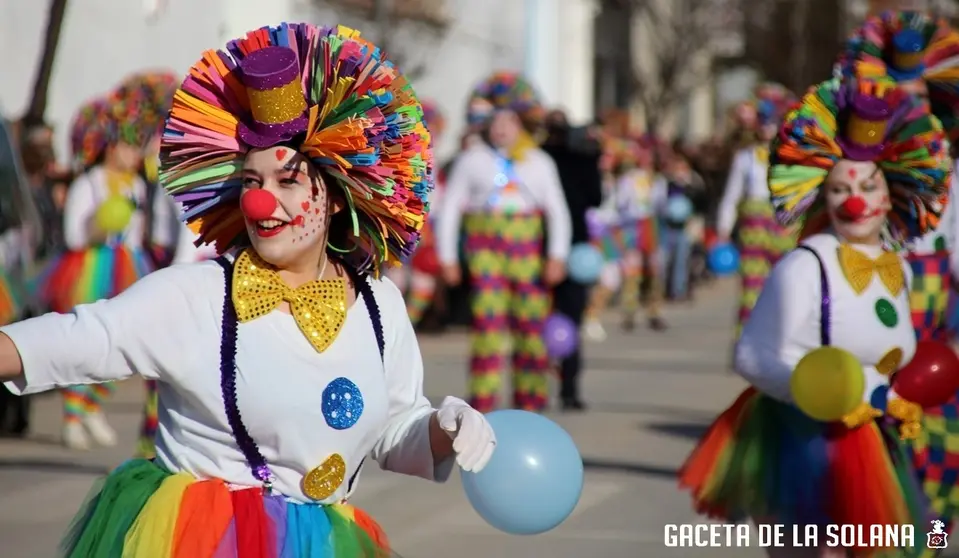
314, 208, 320, 215
275, 149, 287, 161
301, 201, 310, 211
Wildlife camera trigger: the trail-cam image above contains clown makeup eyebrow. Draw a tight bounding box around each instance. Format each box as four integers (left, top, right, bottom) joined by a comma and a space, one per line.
280, 160, 308, 182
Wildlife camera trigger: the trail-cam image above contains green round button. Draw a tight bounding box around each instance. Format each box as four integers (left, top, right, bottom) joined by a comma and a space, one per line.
935, 235, 947, 252
875, 298, 898, 328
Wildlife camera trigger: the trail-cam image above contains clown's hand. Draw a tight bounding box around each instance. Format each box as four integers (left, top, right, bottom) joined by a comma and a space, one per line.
435, 396, 496, 472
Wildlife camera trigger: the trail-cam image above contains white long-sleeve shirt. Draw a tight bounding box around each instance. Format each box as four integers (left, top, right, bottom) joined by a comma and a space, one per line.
717, 146, 770, 237
735, 233, 915, 404
63, 166, 168, 251
436, 144, 572, 264
613, 169, 668, 221
3, 259, 450, 502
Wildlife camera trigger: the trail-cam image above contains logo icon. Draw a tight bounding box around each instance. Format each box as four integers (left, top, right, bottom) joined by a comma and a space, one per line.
928, 519, 949, 549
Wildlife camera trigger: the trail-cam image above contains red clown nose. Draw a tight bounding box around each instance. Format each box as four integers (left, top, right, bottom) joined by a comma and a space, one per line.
240, 189, 277, 221
839, 196, 868, 219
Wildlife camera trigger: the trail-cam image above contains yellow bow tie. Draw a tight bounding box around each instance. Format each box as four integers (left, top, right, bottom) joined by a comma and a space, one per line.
754, 146, 769, 165
836, 244, 904, 296
232, 249, 347, 353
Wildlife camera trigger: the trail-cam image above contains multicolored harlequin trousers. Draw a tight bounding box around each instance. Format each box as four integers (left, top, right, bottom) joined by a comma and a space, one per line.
735, 199, 796, 337
463, 212, 549, 412
907, 249, 959, 546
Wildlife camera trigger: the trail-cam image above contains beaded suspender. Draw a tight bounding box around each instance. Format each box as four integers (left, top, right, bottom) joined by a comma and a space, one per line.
214, 256, 385, 494
795, 246, 832, 346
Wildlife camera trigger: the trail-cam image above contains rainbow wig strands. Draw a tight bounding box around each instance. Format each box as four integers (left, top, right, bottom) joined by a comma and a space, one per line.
467, 71, 543, 130
160, 23, 433, 276
769, 77, 951, 243
69, 97, 114, 172
839, 10, 959, 139
112, 71, 179, 139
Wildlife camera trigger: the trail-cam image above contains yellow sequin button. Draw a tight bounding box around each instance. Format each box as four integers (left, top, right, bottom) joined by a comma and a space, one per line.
302, 453, 346, 501
876, 347, 904, 376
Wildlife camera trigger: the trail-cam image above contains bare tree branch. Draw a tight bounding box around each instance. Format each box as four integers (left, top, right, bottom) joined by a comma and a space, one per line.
311, 0, 450, 81
626, 0, 716, 132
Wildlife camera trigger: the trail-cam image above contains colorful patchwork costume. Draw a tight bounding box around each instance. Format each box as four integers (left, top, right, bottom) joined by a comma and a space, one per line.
436, 72, 572, 412
716, 83, 798, 339
841, 10, 959, 538
680, 77, 951, 555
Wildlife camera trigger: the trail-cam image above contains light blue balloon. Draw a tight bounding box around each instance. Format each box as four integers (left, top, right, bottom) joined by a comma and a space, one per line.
666, 196, 693, 222
567, 243, 604, 284
461, 410, 584, 535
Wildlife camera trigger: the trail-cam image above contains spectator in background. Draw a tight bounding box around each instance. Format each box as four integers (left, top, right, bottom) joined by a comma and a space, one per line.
20, 124, 68, 261
0, 122, 68, 438
659, 148, 705, 301
542, 109, 603, 411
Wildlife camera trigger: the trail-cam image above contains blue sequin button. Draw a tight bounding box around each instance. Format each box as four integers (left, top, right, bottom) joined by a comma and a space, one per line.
493, 173, 509, 187
869, 385, 889, 413
322, 377, 364, 430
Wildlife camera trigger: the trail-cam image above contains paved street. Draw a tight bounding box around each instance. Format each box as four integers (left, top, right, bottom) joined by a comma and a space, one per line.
0, 278, 837, 557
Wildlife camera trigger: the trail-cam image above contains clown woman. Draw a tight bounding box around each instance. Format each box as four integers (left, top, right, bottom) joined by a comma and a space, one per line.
841, 7, 959, 542
716, 82, 798, 340
436, 71, 572, 413
0, 22, 496, 556
680, 76, 950, 557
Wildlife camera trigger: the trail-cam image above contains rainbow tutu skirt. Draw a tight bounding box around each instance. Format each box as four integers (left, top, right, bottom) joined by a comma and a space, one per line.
0, 268, 22, 325
32, 245, 153, 313
63, 459, 392, 558
679, 388, 930, 549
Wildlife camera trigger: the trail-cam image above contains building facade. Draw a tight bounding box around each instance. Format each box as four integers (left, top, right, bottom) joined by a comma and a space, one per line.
2, 0, 597, 165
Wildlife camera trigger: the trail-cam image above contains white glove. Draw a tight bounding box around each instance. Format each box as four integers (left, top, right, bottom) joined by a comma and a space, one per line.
435, 396, 496, 472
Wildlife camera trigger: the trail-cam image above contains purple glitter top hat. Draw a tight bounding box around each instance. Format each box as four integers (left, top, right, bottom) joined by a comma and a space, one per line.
237, 46, 309, 148
837, 93, 891, 161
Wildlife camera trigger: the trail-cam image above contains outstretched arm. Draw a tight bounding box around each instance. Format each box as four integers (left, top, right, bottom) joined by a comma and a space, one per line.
0, 265, 198, 392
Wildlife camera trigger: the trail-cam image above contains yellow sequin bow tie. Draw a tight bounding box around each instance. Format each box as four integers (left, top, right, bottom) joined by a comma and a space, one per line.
754, 146, 769, 165
836, 244, 904, 296
232, 249, 347, 353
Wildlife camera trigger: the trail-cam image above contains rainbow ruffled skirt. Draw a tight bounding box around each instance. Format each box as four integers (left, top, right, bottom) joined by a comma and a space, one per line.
679, 388, 930, 552
32, 245, 153, 312
63, 459, 391, 558
0, 268, 23, 325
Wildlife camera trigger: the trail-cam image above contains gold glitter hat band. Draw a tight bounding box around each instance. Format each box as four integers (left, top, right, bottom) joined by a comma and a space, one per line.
236, 45, 309, 148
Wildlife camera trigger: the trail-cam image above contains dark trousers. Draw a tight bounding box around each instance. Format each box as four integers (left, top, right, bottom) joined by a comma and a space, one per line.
0, 309, 32, 435
552, 279, 589, 400
0, 387, 28, 435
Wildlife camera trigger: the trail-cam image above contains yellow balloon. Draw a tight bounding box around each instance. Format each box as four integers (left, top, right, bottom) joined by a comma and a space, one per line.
790, 346, 865, 422
95, 196, 135, 234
